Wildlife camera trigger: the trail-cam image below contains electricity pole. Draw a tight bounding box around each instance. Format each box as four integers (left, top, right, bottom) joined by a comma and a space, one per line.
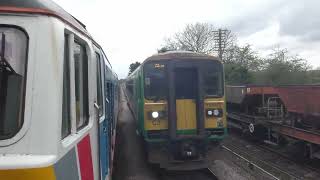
213, 29, 228, 61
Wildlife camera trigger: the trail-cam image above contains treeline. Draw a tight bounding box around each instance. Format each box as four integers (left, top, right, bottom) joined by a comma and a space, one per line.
223, 46, 319, 85
158, 23, 320, 85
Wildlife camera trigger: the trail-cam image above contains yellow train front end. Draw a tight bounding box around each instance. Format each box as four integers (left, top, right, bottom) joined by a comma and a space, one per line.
139, 52, 227, 170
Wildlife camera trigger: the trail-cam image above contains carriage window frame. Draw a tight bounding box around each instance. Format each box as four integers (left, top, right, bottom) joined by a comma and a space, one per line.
73, 40, 89, 131
0, 25, 29, 141
126, 79, 134, 95
61, 33, 71, 139
202, 61, 224, 98
61, 31, 91, 141
95, 52, 104, 117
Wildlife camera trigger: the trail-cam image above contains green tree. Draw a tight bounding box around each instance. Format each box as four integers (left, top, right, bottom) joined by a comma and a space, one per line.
157, 46, 176, 53
224, 44, 263, 71
128, 62, 141, 75
254, 48, 310, 85
223, 44, 262, 85
307, 69, 320, 84
224, 64, 252, 85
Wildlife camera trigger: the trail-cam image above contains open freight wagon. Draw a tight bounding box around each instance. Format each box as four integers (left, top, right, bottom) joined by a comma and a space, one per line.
226, 85, 320, 159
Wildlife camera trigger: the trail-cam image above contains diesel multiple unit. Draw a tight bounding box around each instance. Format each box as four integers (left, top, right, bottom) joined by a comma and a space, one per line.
126, 51, 227, 170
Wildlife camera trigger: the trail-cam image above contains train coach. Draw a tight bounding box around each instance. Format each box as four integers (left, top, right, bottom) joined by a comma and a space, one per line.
126, 51, 227, 170
0, 0, 118, 180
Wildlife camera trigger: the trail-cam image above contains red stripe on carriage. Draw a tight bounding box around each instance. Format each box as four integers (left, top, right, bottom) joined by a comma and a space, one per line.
77, 135, 94, 180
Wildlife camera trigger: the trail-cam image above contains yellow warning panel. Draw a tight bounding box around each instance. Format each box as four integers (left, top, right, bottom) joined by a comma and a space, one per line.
144, 100, 168, 130
176, 99, 197, 130
0, 166, 56, 180
204, 98, 226, 128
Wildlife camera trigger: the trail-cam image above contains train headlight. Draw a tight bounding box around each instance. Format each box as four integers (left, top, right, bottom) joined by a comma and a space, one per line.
213, 109, 219, 116
148, 111, 166, 120
206, 109, 223, 117
152, 111, 159, 119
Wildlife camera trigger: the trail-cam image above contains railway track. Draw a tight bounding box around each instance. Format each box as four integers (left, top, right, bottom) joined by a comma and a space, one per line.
256, 142, 320, 176
221, 143, 299, 180
158, 168, 218, 180
207, 168, 218, 178
222, 134, 320, 180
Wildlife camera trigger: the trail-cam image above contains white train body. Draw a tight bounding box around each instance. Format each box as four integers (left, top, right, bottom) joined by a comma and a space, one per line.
0, 1, 118, 180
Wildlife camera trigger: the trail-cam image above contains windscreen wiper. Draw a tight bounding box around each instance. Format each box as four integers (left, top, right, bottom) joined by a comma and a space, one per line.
0, 33, 16, 74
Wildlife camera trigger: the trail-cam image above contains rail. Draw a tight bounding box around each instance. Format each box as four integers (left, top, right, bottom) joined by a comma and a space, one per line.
206, 168, 218, 179
256, 143, 320, 175
221, 143, 300, 180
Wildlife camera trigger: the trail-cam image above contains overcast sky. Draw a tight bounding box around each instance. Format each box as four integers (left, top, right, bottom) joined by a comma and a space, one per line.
53, 0, 320, 78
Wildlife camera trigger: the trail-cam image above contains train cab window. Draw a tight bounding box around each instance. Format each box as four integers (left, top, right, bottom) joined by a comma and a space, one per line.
203, 62, 224, 97
73, 41, 89, 130
0, 27, 28, 140
95, 52, 103, 117
62, 34, 71, 139
144, 62, 167, 100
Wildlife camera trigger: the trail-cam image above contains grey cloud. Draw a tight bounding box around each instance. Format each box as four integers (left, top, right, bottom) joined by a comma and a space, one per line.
229, 15, 271, 36
227, 0, 287, 36
278, 1, 320, 42
228, 0, 320, 43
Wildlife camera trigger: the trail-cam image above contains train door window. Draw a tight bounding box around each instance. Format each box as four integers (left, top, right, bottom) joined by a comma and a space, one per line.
107, 82, 113, 123
62, 34, 71, 139
73, 41, 89, 130
95, 52, 103, 117
110, 83, 115, 131
174, 68, 197, 99
0, 26, 28, 140
105, 82, 109, 118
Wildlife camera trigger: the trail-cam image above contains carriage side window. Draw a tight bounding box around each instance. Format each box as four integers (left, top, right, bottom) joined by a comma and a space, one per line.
0, 27, 27, 140
95, 52, 103, 117
106, 82, 114, 125
126, 79, 134, 95
74, 41, 89, 130
203, 62, 224, 97
110, 83, 115, 131
62, 34, 71, 139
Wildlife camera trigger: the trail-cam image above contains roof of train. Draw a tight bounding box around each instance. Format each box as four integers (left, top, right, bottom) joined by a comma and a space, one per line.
127, 51, 221, 78
0, 0, 90, 37
0, 0, 115, 70
144, 51, 220, 63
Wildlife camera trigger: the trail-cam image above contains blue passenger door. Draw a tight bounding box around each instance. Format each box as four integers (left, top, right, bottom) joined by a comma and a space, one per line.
95, 52, 109, 180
